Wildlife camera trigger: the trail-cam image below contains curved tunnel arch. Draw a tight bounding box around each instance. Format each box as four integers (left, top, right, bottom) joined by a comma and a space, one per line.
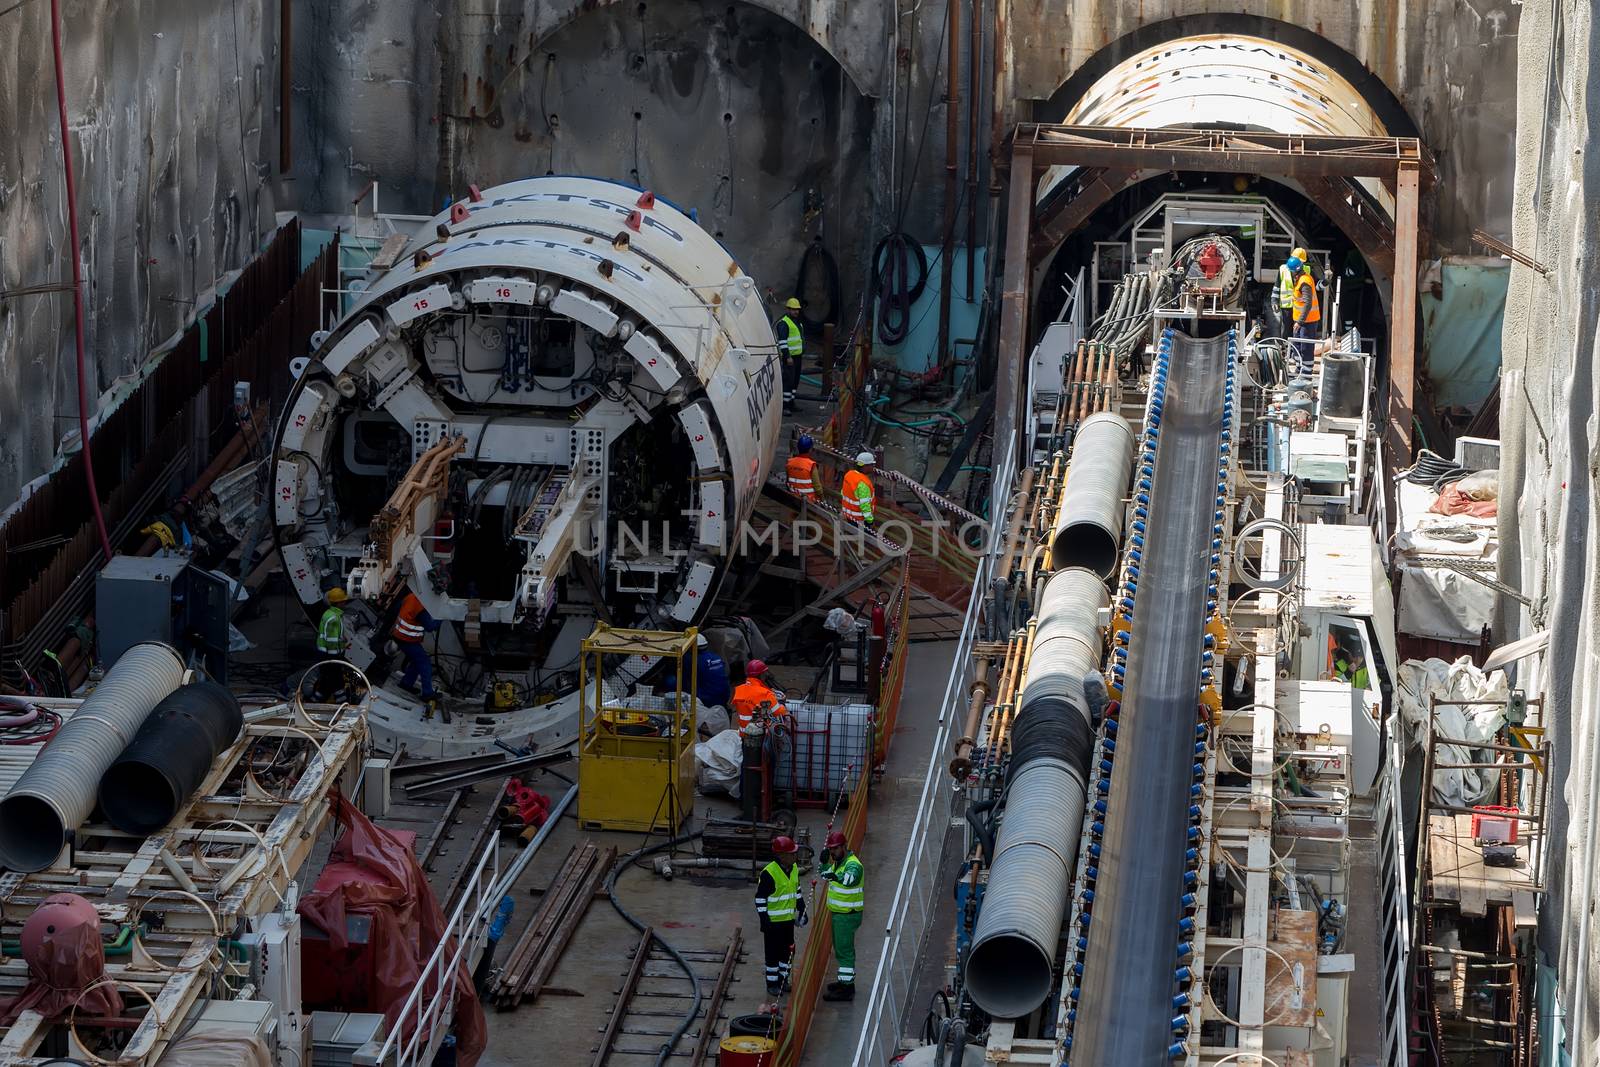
1029, 21, 1417, 323
1039, 13, 1420, 140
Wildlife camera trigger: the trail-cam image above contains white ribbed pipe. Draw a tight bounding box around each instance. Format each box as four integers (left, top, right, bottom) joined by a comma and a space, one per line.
0, 642, 186, 871
1050, 412, 1136, 578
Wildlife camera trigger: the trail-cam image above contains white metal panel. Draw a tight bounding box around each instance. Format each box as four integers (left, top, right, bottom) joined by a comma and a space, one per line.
279, 542, 323, 602
386, 283, 453, 327
320, 318, 381, 375
698, 481, 727, 548
625, 332, 683, 391
678, 403, 721, 471
669, 560, 718, 622
273, 459, 303, 525
463, 276, 538, 305
550, 288, 620, 336
279, 382, 333, 452
1300, 523, 1378, 614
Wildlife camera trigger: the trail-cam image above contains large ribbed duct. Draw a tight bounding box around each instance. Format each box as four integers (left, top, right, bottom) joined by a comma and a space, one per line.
0, 643, 186, 872
966, 567, 1107, 1018
1050, 412, 1136, 578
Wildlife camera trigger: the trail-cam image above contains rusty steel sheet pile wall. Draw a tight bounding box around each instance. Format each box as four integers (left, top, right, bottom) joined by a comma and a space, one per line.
0, 224, 339, 686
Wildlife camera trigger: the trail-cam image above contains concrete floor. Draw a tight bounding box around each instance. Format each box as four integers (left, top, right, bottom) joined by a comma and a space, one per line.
396, 638, 958, 1065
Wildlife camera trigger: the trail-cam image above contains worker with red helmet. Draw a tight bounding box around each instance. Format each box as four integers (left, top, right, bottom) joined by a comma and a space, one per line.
731, 659, 787, 728
756, 834, 806, 1002
820, 829, 865, 1001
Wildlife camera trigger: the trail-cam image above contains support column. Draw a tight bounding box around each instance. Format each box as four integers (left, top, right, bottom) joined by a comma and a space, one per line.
992, 144, 1033, 479
1386, 160, 1420, 459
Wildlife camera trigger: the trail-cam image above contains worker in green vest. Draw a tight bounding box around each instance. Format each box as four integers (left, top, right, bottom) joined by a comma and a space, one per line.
311, 588, 351, 702
778, 297, 803, 415
1333, 645, 1370, 689
756, 835, 806, 1003
820, 830, 865, 1001
1272, 246, 1306, 338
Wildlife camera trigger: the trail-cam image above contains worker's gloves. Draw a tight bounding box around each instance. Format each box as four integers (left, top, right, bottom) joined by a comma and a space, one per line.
820, 869, 835, 881
797, 911, 809, 928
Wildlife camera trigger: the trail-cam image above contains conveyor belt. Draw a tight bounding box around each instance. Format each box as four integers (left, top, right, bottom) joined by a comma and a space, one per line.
1070, 330, 1229, 1063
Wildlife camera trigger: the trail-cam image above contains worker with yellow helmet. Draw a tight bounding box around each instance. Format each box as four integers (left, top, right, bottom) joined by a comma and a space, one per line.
777, 296, 804, 415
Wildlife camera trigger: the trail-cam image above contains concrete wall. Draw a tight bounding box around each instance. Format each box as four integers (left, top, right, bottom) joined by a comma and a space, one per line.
0, 0, 278, 503
1496, 1, 1600, 1060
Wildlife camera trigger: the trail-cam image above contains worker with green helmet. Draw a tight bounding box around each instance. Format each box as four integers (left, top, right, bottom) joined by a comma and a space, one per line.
820, 830, 865, 1001
777, 296, 804, 415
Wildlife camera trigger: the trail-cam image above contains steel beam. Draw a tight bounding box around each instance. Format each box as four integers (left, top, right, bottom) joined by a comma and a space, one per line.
1013, 125, 1428, 182
993, 142, 1034, 468
1031, 168, 1140, 260
1387, 161, 1421, 457
1298, 176, 1397, 283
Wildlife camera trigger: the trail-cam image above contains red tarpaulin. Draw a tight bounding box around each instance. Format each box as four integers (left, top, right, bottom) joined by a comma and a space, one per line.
0, 893, 122, 1026
298, 792, 486, 1066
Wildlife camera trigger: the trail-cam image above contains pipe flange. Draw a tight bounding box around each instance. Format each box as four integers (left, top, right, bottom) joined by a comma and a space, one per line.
1231, 518, 1302, 592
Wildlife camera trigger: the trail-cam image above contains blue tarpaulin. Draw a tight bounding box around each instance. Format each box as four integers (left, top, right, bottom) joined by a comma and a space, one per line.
1421, 257, 1509, 410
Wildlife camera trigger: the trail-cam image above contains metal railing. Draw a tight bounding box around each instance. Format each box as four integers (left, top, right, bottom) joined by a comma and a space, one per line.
1375, 721, 1411, 1067
850, 442, 1015, 1065
365, 832, 503, 1067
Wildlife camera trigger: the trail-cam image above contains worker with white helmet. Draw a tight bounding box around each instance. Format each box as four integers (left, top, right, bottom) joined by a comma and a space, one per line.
1273, 246, 1308, 338
840, 451, 877, 526
777, 296, 804, 415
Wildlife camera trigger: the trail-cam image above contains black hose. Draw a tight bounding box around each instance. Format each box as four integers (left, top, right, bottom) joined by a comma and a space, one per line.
1399, 449, 1471, 490
872, 233, 928, 346
606, 831, 706, 1067
966, 795, 998, 866
795, 240, 841, 335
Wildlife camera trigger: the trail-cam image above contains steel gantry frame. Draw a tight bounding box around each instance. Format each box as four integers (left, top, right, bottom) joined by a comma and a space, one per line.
996, 124, 1429, 468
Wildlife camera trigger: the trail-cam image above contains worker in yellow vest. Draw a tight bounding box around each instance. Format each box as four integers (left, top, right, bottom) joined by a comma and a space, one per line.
756, 835, 806, 1002
840, 451, 876, 526
1273, 246, 1306, 337
785, 434, 819, 499
778, 297, 804, 415
820, 830, 865, 1001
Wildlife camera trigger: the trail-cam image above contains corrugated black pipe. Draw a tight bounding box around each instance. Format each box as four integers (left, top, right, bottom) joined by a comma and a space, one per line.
98, 681, 244, 835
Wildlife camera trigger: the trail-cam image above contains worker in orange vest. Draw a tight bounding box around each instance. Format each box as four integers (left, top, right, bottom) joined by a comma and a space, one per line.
731, 660, 787, 728
391, 588, 443, 715
1289, 257, 1321, 375
785, 435, 819, 499
840, 451, 876, 526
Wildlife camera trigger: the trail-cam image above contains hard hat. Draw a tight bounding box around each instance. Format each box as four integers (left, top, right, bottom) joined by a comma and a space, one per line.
855, 450, 875, 466
696, 633, 709, 648
1291, 247, 1308, 261
747, 659, 768, 677
797, 433, 814, 453
786, 297, 802, 311
326, 588, 349, 604
825, 830, 847, 849
771, 835, 797, 855
1285, 256, 1303, 272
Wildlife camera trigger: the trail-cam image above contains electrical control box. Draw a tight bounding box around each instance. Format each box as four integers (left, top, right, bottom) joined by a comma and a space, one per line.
95, 553, 232, 680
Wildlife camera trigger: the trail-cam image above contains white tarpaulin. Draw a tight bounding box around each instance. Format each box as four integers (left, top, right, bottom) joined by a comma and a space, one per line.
1395, 656, 1510, 808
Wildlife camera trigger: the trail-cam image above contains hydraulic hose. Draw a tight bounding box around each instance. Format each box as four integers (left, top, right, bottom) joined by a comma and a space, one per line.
606, 831, 706, 1067
873, 233, 929, 346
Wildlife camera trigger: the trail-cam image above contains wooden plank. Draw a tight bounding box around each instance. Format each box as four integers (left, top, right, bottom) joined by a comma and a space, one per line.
1265, 910, 1319, 1028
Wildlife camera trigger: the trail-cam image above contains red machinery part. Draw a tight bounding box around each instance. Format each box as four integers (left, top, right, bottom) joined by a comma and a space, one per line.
1196, 242, 1224, 279
0, 892, 122, 1025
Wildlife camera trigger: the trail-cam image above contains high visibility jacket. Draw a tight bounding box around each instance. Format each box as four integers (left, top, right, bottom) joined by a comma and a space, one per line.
841, 470, 875, 524
778, 315, 803, 358
786, 455, 818, 497
1334, 658, 1370, 689
732, 678, 786, 727
1292, 272, 1321, 325
392, 593, 429, 643
823, 852, 865, 913
757, 860, 803, 923
317, 607, 346, 655
1276, 263, 1295, 309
